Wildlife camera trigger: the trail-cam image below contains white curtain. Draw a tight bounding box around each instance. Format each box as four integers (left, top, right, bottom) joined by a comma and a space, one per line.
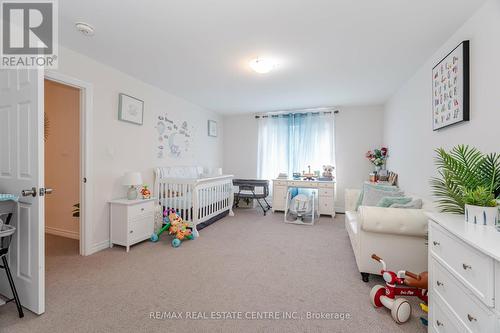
257, 112, 335, 180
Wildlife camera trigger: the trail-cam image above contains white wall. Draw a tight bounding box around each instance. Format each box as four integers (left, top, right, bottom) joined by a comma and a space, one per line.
384, 0, 500, 200
335, 106, 384, 211
54, 46, 224, 254
223, 114, 259, 179
223, 106, 384, 211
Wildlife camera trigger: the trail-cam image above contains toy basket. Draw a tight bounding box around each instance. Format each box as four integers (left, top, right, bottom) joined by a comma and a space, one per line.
0, 224, 15, 257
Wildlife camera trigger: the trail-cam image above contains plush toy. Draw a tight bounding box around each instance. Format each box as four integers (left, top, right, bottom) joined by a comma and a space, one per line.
150, 209, 196, 247
322, 165, 335, 179
140, 185, 151, 199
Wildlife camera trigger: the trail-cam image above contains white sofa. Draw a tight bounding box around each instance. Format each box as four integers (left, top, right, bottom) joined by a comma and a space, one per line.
344, 189, 431, 282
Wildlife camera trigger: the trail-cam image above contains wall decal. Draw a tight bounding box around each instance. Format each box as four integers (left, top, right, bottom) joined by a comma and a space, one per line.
432, 40, 469, 130
155, 113, 193, 159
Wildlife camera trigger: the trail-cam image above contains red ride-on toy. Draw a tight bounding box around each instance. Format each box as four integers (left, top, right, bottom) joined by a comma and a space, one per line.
369, 254, 428, 324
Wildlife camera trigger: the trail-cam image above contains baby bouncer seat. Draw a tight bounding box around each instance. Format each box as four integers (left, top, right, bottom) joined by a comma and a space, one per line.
284, 188, 318, 225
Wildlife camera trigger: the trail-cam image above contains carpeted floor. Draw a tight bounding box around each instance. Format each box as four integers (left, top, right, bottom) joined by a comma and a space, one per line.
0, 209, 426, 332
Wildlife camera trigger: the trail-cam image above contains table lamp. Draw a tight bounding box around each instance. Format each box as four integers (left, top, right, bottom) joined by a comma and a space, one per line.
123, 172, 143, 200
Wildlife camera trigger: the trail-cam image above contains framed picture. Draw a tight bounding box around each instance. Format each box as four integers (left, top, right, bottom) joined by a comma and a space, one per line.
432, 40, 469, 131
208, 120, 217, 137
118, 93, 144, 125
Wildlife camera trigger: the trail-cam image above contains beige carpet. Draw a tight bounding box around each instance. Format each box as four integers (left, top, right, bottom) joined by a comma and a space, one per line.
0, 210, 426, 332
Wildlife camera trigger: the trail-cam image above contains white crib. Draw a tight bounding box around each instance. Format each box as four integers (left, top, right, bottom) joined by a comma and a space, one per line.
154, 167, 234, 227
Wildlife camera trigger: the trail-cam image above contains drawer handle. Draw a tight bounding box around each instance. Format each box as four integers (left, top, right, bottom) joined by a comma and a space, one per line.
129, 230, 134, 234
462, 263, 472, 270
436, 320, 444, 327
433, 241, 440, 246
467, 314, 477, 322
141, 208, 145, 211
436, 280, 444, 287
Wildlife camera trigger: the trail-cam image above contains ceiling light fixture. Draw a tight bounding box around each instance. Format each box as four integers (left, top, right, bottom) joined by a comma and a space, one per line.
75, 22, 95, 36
249, 58, 279, 74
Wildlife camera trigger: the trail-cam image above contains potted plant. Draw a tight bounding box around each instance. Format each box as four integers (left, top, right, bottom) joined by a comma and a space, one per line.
463, 187, 499, 226
431, 145, 500, 226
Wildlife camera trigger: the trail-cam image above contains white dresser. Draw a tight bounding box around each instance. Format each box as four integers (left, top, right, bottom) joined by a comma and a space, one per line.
272, 179, 336, 217
428, 212, 500, 332
109, 198, 155, 252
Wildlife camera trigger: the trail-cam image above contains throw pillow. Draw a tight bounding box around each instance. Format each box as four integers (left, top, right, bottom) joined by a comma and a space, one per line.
390, 199, 423, 209
355, 182, 400, 211
377, 196, 412, 208
361, 186, 404, 208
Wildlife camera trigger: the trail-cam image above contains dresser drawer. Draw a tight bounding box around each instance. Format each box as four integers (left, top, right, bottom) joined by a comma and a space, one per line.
431, 257, 496, 332
288, 181, 316, 188
318, 188, 334, 197
318, 182, 334, 188
128, 201, 154, 220
431, 293, 466, 333
430, 222, 494, 306
273, 180, 287, 186
319, 199, 334, 215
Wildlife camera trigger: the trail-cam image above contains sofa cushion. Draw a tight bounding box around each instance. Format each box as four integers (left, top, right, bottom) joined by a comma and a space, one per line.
377, 196, 412, 207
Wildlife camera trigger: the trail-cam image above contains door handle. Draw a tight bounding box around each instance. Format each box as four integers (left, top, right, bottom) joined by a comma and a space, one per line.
22, 187, 37, 197
39, 188, 53, 196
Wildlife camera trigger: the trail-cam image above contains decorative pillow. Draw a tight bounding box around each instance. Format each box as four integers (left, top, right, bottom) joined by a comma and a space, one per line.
377, 196, 412, 208
361, 186, 404, 208
355, 183, 400, 211
390, 199, 423, 209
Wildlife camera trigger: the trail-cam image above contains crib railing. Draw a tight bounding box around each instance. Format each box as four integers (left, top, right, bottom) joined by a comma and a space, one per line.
157, 175, 234, 225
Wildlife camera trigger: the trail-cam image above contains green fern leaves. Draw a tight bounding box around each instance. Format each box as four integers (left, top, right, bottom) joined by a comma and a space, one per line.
431, 145, 500, 214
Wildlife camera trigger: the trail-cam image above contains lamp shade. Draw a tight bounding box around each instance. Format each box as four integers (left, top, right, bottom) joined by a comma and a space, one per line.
122, 172, 143, 186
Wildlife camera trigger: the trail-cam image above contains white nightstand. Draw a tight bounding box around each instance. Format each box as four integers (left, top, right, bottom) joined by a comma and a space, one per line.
109, 198, 156, 252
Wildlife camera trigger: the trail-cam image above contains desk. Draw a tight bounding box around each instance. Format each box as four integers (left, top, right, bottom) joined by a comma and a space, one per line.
272, 179, 335, 217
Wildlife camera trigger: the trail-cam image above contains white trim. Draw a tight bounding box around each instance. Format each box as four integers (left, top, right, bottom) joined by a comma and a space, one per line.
44, 70, 93, 256
45, 227, 80, 240
88, 240, 110, 255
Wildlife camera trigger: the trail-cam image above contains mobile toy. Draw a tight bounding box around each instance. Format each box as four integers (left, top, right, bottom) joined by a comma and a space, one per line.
150, 209, 197, 247
369, 254, 428, 324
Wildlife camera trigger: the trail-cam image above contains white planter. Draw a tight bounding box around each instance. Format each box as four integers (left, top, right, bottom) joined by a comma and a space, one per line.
464, 204, 499, 227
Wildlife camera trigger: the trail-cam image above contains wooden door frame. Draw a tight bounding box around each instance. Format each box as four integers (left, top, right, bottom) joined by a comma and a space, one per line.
44, 70, 93, 256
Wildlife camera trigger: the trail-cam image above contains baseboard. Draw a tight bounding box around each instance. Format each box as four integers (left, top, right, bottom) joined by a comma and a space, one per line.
45, 226, 79, 240
88, 240, 110, 255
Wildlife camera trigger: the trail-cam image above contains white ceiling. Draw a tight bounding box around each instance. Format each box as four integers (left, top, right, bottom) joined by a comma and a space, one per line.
59, 0, 486, 114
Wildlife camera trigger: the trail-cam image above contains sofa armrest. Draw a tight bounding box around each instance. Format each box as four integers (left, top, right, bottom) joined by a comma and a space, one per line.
358, 206, 428, 237
345, 189, 361, 212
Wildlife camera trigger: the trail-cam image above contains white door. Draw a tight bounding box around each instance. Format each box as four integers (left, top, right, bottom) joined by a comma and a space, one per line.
0, 68, 45, 314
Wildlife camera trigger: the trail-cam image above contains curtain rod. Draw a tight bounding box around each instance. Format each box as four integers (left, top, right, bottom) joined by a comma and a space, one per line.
254, 108, 339, 119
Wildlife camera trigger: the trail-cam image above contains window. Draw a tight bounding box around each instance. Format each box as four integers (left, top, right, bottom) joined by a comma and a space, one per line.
257, 112, 335, 180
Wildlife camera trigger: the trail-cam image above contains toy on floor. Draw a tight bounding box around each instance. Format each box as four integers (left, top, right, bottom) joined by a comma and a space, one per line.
369, 254, 428, 324
150, 209, 198, 247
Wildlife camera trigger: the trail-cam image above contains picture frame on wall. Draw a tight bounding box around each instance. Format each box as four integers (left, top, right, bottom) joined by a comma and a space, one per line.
118, 93, 144, 125
208, 120, 217, 137
432, 40, 470, 131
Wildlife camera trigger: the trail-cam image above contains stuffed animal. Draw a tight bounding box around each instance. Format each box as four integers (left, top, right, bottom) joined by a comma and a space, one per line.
140, 185, 151, 199
322, 165, 335, 179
